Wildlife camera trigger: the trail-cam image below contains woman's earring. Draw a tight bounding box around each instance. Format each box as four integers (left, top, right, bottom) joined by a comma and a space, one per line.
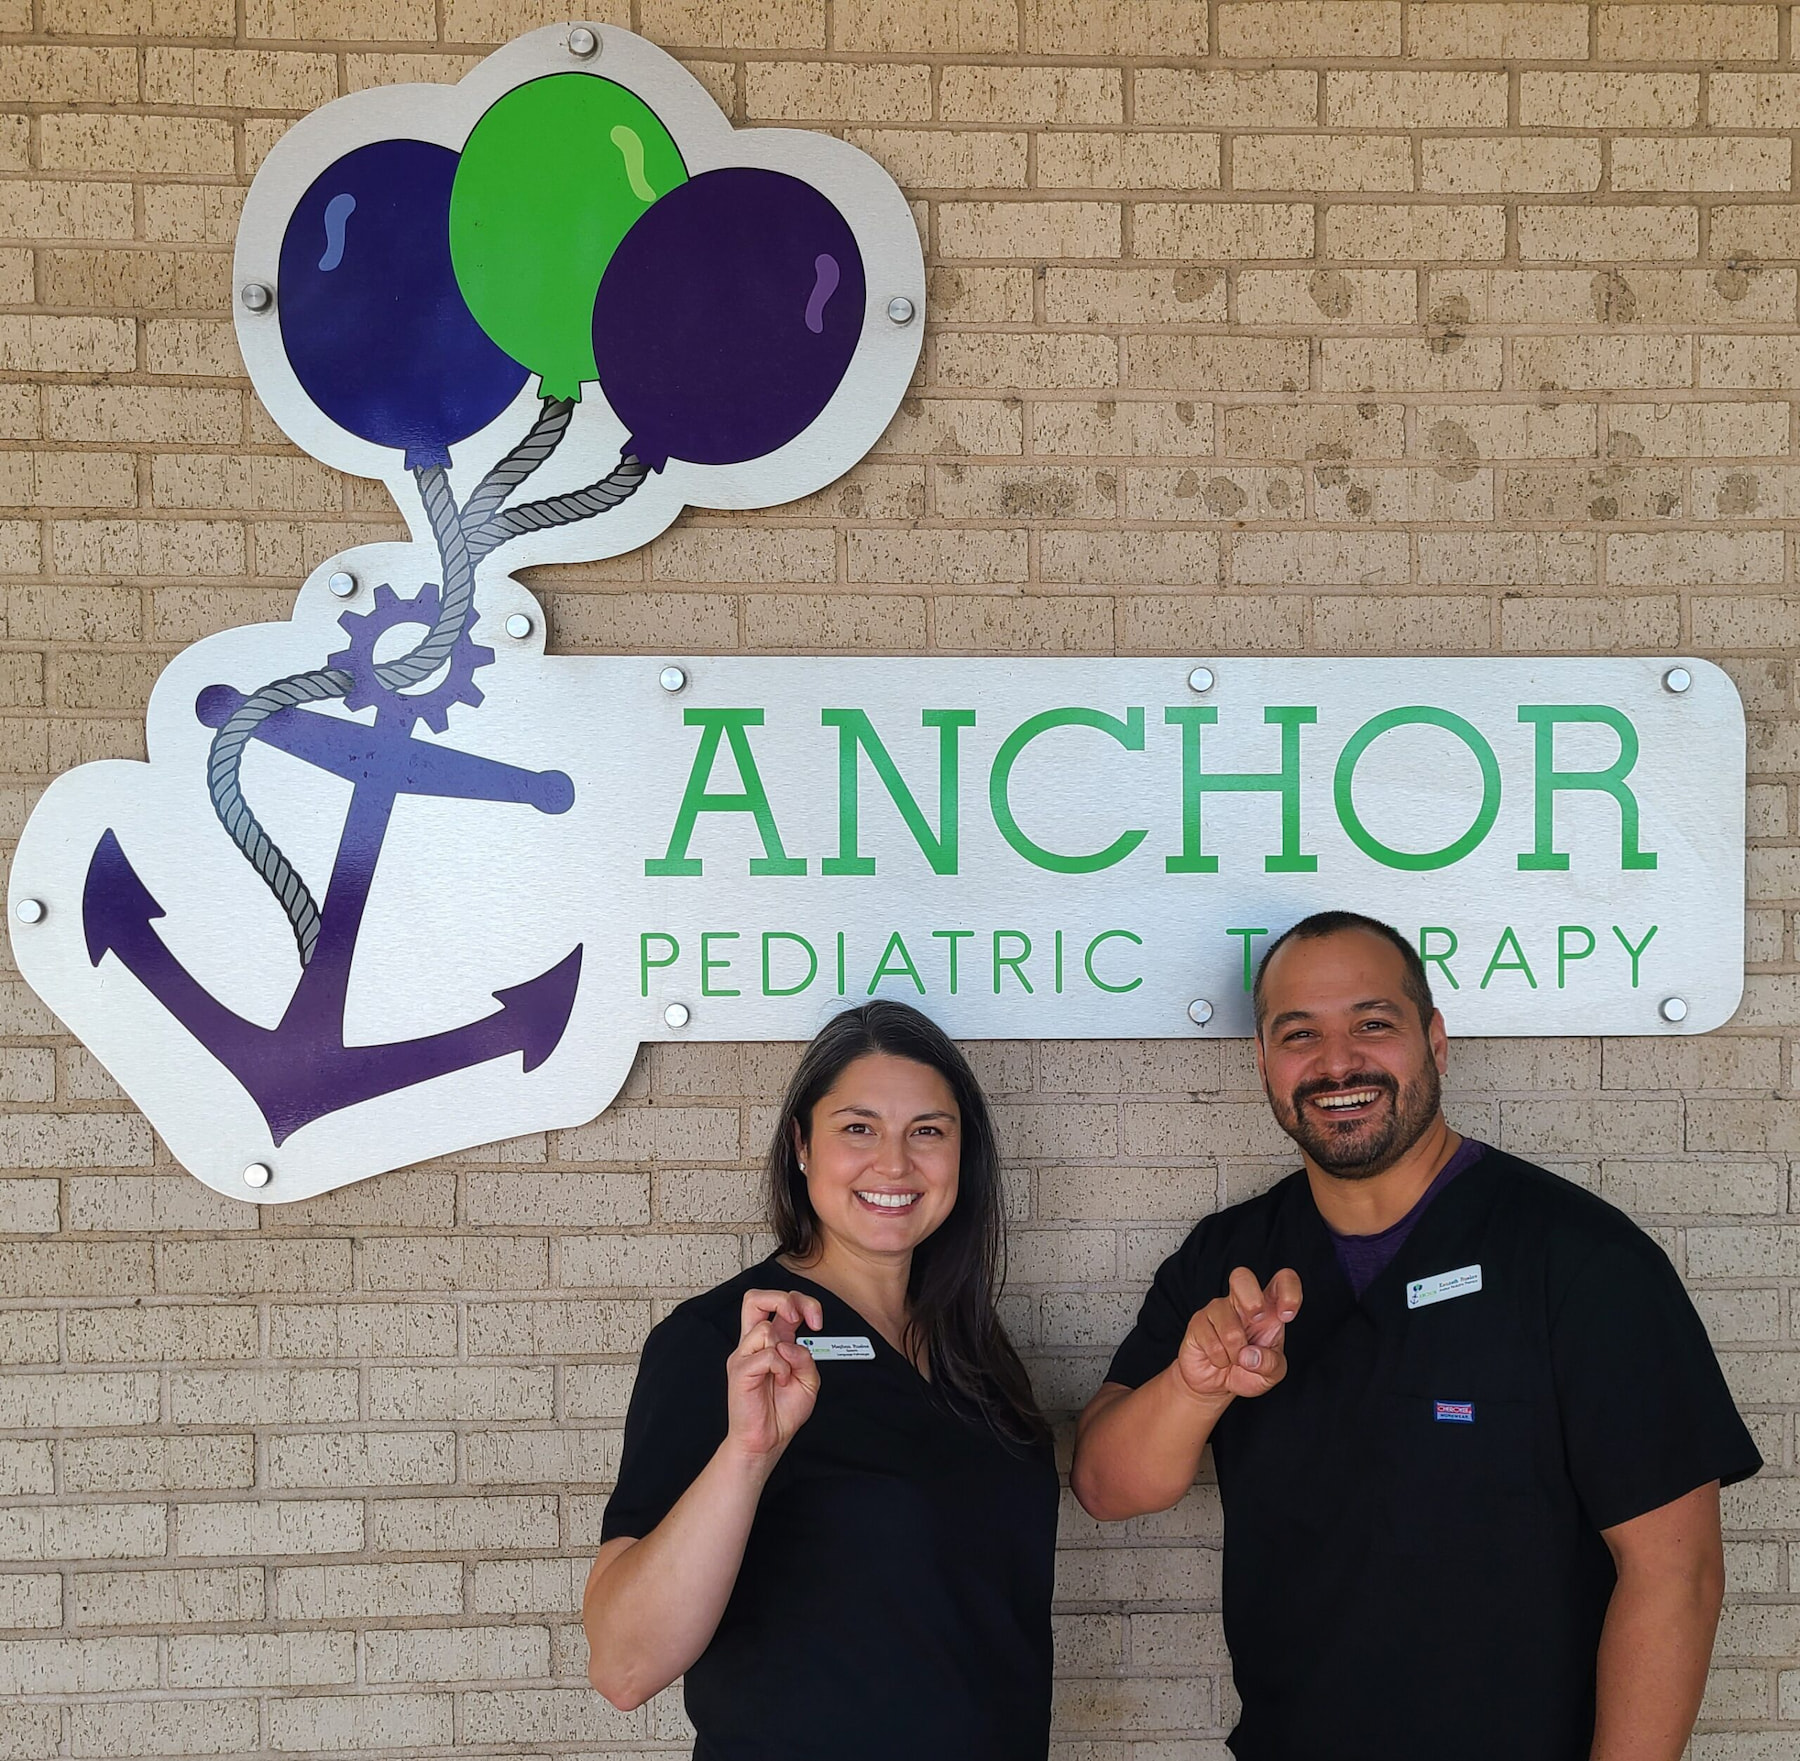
798, 1160, 806, 1173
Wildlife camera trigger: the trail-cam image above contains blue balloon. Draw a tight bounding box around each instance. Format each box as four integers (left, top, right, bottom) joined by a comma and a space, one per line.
278, 139, 528, 470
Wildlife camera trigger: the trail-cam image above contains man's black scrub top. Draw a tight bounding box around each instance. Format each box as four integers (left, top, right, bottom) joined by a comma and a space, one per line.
602, 1257, 1059, 1761
1107, 1147, 1761, 1761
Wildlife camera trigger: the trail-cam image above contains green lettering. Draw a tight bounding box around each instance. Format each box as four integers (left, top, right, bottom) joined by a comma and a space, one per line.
639, 933, 679, 997
990, 708, 1148, 874
1227, 927, 1271, 991
1557, 925, 1596, 989
1480, 926, 1538, 989
645, 708, 806, 877
1335, 707, 1501, 870
867, 932, 925, 995
1517, 706, 1657, 872
700, 931, 740, 997
821, 708, 975, 877
932, 929, 972, 995
993, 930, 1033, 994
761, 931, 817, 998
1611, 923, 1659, 988
1419, 926, 1460, 991
1166, 705, 1318, 874
1085, 930, 1143, 994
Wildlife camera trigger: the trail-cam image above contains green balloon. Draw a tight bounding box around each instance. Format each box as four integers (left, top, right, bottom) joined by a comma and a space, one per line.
450, 74, 687, 401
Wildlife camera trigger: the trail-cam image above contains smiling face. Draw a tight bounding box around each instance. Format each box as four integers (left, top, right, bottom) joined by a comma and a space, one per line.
793, 1052, 962, 1262
1255, 927, 1448, 1180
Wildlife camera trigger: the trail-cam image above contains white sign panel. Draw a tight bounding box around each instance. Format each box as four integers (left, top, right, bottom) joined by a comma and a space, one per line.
9, 614, 1744, 1203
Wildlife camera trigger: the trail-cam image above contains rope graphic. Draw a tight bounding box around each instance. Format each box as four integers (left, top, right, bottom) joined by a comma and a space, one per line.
207, 407, 647, 965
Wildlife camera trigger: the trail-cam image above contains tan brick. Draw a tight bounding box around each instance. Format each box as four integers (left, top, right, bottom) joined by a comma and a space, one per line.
1042, 266, 1225, 323
45, 0, 233, 29
937, 332, 1117, 389
1037, 132, 1221, 191
40, 114, 234, 176
935, 462, 1117, 519
1405, 2, 1589, 58
1423, 137, 1601, 194
1236, 133, 1413, 193
1220, 1, 1400, 56
1312, 593, 1489, 650
938, 200, 1121, 259
934, 593, 1113, 651
1134, 68, 1317, 128
1033, 397, 1215, 457
1126, 335, 1309, 391
144, 47, 336, 107
1608, 530, 1784, 585
745, 59, 930, 121
1028, 0, 1208, 52
1118, 592, 1307, 650
1598, 5, 1778, 61
1712, 72, 1800, 128
843, 128, 1026, 190
1420, 532, 1597, 584
1499, 593, 1680, 649
833, 0, 1013, 50
1126, 463, 1305, 520
1518, 203, 1698, 260
1614, 137, 1790, 193
1328, 70, 1508, 128
72, 1699, 258, 1757
1134, 200, 1312, 260
1238, 268, 1416, 326
1520, 72, 1700, 128
941, 65, 1120, 125
848, 528, 1028, 584
1040, 530, 1221, 584
1324, 203, 1504, 260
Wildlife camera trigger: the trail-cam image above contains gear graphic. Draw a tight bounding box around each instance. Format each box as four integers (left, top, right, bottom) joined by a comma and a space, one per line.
327, 581, 494, 734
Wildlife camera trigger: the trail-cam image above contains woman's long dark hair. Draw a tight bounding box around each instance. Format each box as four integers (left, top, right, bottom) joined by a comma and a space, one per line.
767, 1001, 1049, 1449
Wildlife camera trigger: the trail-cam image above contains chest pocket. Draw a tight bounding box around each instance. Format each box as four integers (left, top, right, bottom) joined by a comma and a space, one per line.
1377, 1390, 1537, 1555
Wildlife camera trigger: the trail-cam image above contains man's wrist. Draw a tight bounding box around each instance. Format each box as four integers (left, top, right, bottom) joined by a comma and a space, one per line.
1163, 1360, 1234, 1422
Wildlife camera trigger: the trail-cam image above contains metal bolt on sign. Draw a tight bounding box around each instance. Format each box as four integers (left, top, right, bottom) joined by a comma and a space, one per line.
659, 665, 687, 693
664, 1002, 691, 1029
1188, 666, 1216, 694
504, 613, 533, 639
243, 1162, 272, 1189
327, 571, 357, 599
887, 296, 915, 325
1663, 667, 1692, 694
13, 898, 43, 925
568, 25, 599, 57
1188, 999, 1215, 1026
1659, 997, 1689, 1024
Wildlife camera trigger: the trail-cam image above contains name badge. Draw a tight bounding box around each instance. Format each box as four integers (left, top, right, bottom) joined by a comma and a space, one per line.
1407, 1264, 1483, 1309
799, 1335, 875, 1361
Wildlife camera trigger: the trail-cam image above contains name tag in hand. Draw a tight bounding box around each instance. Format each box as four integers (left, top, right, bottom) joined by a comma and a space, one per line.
799, 1335, 875, 1361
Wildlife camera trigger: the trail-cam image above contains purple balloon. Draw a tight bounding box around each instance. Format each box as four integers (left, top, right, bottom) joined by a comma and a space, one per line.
279, 139, 528, 471
593, 167, 865, 471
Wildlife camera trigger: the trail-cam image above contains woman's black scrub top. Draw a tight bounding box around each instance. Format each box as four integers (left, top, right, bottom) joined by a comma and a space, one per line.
601, 1257, 1059, 1761
1107, 1148, 1761, 1761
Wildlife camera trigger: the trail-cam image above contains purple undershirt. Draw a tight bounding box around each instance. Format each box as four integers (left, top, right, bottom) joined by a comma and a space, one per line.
1327, 1136, 1488, 1297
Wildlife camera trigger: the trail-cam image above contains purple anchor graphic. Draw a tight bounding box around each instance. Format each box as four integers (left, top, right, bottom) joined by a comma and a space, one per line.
80, 583, 583, 1147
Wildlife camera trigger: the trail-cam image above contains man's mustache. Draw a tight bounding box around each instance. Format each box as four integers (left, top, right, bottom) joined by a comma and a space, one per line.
1291, 1073, 1399, 1108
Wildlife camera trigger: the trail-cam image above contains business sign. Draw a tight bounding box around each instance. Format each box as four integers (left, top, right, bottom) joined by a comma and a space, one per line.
2, 28, 1749, 1203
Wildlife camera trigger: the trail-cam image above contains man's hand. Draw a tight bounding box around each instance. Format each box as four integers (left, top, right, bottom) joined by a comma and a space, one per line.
1175, 1266, 1302, 1403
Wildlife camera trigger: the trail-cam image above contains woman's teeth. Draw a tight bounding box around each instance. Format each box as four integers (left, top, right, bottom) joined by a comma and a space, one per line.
855, 1190, 920, 1210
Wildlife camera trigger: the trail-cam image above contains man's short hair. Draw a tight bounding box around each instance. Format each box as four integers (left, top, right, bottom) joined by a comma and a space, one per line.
1252, 910, 1435, 1033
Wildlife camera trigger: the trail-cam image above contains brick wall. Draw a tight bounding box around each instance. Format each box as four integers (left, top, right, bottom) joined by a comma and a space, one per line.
1, 2, 1797, 1755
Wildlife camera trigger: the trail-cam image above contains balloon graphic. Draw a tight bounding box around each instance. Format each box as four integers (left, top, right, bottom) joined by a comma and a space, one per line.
593, 167, 866, 472
278, 138, 528, 470
450, 75, 688, 401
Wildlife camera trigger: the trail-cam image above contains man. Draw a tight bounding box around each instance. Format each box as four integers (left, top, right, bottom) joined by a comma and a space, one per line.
1071, 910, 1760, 1761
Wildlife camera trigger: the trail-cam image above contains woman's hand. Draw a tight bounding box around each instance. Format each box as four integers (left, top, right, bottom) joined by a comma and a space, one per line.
727, 1289, 825, 1465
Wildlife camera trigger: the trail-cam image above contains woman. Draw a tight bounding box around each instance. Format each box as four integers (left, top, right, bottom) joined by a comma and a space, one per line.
583, 1000, 1057, 1759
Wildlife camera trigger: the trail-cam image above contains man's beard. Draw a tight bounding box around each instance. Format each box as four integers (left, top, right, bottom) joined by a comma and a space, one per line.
1269, 1060, 1442, 1179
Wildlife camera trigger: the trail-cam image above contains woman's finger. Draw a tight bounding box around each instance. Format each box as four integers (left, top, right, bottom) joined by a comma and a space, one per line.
738, 1289, 803, 1338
